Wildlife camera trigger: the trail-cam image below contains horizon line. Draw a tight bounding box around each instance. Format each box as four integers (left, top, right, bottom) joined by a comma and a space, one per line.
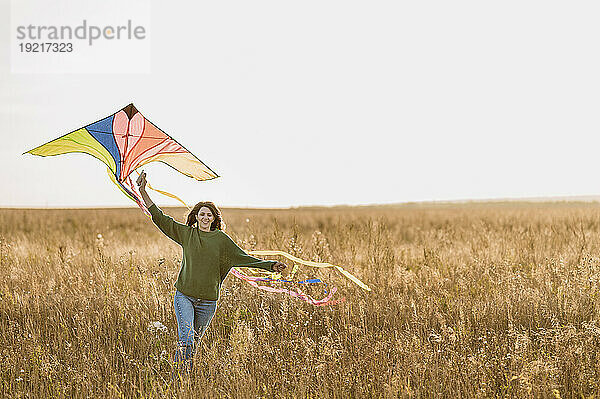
3, 194, 600, 210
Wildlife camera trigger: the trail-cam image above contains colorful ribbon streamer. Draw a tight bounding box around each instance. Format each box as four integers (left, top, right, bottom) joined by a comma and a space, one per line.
248, 250, 371, 291
231, 268, 344, 306
134, 170, 191, 210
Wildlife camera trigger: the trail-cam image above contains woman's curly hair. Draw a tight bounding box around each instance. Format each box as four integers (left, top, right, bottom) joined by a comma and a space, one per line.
186, 201, 225, 230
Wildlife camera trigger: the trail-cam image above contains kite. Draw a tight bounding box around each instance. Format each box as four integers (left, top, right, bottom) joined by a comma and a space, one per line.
25, 103, 218, 214
25, 103, 370, 305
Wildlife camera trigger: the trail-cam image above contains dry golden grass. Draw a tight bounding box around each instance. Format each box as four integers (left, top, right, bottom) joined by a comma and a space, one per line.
2, 203, 600, 398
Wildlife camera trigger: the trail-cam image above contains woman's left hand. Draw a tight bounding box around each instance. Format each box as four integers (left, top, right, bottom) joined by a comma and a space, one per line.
272, 261, 286, 273
136, 171, 147, 191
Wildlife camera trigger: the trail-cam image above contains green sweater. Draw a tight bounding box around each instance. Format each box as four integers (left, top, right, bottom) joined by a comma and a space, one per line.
149, 204, 275, 300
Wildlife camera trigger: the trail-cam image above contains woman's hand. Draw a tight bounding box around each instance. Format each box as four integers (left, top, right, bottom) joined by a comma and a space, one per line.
136, 171, 147, 191
136, 171, 154, 208
272, 261, 286, 273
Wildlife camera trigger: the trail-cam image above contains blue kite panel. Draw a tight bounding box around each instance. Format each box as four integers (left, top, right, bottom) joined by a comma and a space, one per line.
85, 115, 121, 177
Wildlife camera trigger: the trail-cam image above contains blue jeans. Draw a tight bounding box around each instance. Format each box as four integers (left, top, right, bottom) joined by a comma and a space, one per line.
173, 290, 217, 370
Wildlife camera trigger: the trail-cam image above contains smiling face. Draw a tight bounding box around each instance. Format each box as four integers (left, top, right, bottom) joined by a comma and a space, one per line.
197, 206, 215, 232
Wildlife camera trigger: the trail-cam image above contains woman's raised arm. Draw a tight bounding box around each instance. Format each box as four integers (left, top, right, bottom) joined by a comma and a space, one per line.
136, 171, 188, 245
136, 171, 154, 208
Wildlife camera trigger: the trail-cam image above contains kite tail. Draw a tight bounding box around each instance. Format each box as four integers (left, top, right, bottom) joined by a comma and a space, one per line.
247, 250, 371, 291
107, 168, 150, 216
134, 170, 191, 210
231, 268, 344, 306
109, 169, 189, 217
125, 175, 151, 216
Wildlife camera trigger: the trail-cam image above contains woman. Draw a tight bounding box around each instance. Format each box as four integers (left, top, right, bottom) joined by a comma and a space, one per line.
136, 171, 286, 371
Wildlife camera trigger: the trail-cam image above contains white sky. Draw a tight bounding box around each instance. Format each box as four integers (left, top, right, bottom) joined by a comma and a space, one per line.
1, 0, 600, 208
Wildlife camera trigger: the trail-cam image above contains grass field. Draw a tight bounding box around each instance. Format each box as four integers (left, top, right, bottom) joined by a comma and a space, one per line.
2, 203, 600, 398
